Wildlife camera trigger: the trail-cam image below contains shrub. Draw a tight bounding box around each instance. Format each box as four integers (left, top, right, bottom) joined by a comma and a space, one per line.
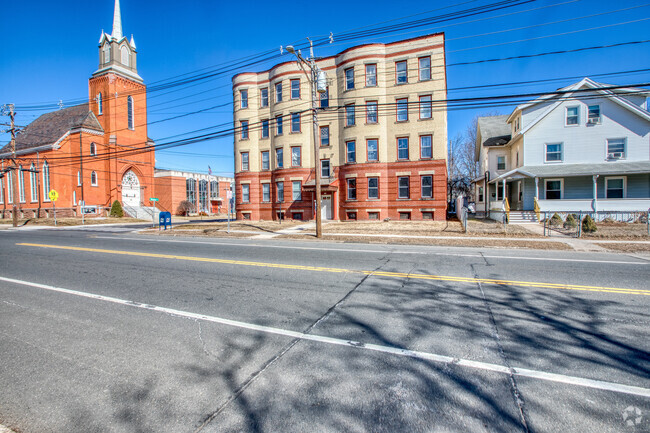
564, 214, 577, 228
109, 200, 124, 218
582, 215, 597, 233
177, 200, 194, 216
549, 213, 563, 227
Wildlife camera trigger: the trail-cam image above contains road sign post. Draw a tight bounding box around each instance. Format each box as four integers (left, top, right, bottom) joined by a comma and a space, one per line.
149, 198, 159, 227
48, 190, 59, 226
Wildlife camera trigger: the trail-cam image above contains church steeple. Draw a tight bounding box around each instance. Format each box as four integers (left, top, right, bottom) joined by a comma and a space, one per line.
112, 0, 123, 40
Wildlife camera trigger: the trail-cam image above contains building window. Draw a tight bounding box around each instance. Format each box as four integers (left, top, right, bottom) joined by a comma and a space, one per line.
291, 79, 300, 99
18, 165, 25, 202
420, 135, 432, 159
566, 106, 579, 125
366, 101, 378, 124
321, 159, 330, 178
396, 60, 408, 84
365, 64, 377, 87
240, 120, 249, 139
91, 171, 98, 186
42, 162, 50, 200
240, 89, 248, 109
261, 151, 270, 170
261, 119, 269, 138
121, 45, 129, 66
210, 180, 219, 199
399, 212, 411, 220
545, 143, 563, 162
260, 88, 269, 107
199, 180, 208, 212
419, 95, 432, 119
262, 183, 270, 202
241, 184, 250, 203
607, 138, 626, 159
347, 212, 357, 220
421, 175, 433, 198
347, 178, 356, 200
6, 171, 13, 204
291, 146, 301, 167
478, 186, 484, 202
241, 152, 249, 171
346, 141, 356, 163
320, 87, 329, 108
292, 181, 302, 201
276, 148, 283, 168
77, 171, 82, 186
368, 212, 379, 220
419, 56, 431, 81
606, 177, 625, 199
396, 98, 408, 122
588, 105, 601, 124
320, 126, 330, 146
127, 96, 134, 130
398, 176, 410, 198
90, 142, 97, 156
497, 156, 506, 170
275, 82, 282, 103
345, 104, 355, 126
368, 177, 379, 199
0, 178, 4, 204
275, 115, 283, 135
422, 211, 433, 220
545, 179, 562, 200
30, 164, 37, 201
367, 139, 378, 162
97, 93, 103, 115
103, 44, 111, 63
277, 181, 284, 202
291, 112, 300, 132
345, 67, 354, 90
397, 137, 409, 160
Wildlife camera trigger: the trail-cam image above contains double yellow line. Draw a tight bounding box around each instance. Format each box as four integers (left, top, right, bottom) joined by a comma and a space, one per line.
17, 242, 650, 296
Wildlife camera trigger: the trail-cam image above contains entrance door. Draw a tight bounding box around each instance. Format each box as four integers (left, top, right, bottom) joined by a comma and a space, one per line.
321, 194, 332, 220
121, 170, 141, 207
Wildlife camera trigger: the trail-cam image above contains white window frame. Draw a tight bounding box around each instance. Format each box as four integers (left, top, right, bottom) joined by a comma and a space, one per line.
291, 146, 301, 167
262, 183, 270, 202
395, 60, 408, 85
261, 151, 270, 170
241, 152, 249, 171
345, 67, 354, 90
276, 148, 283, 169
1, 177, 4, 204
418, 56, 431, 81
368, 177, 379, 199
18, 165, 25, 203
290, 79, 300, 99
291, 113, 300, 133
419, 95, 432, 119
606, 138, 626, 159
366, 101, 378, 124
544, 178, 563, 200
127, 96, 134, 130
77, 171, 82, 187
242, 184, 250, 203
421, 175, 433, 199
42, 162, 50, 201
97, 93, 103, 115
321, 159, 330, 178
396, 98, 408, 122
346, 178, 356, 200
121, 45, 129, 66
496, 155, 506, 171
260, 88, 269, 108
605, 176, 626, 199
544, 143, 563, 163
420, 135, 432, 159
261, 119, 269, 139
365, 64, 377, 87
346, 141, 356, 163
30, 164, 37, 202
276, 181, 284, 202
90, 142, 97, 156
345, 104, 355, 127
6, 171, 13, 204
292, 181, 302, 201
91, 171, 98, 187
398, 176, 410, 199
397, 137, 409, 160
275, 115, 283, 135
565, 106, 579, 126
367, 139, 378, 162
587, 104, 601, 124
240, 89, 248, 109
240, 120, 249, 139
275, 82, 282, 103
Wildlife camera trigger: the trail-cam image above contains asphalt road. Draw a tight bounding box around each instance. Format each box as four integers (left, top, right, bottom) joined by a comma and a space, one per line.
0, 228, 649, 433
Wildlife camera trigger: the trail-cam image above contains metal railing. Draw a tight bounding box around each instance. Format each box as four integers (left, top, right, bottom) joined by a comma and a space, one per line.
541, 210, 650, 237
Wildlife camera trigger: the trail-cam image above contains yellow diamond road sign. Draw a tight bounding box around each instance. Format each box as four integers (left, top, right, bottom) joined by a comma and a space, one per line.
48, 190, 59, 201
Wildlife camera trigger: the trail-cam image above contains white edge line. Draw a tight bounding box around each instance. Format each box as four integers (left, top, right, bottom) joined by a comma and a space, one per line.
1, 275, 649, 398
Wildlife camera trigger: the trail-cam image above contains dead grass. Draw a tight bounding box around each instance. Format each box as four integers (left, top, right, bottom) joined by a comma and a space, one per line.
178, 220, 305, 232
0, 217, 147, 226
582, 221, 649, 240
147, 229, 254, 238
596, 242, 650, 253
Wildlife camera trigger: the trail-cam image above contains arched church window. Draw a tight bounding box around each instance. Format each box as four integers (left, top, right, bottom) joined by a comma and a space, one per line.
121, 45, 130, 67
91, 171, 98, 186
42, 161, 50, 199
90, 142, 97, 156
97, 93, 103, 115
103, 44, 111, 64
127, 96, 134, 130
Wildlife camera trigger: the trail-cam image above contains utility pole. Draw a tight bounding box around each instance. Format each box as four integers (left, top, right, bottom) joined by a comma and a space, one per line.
7, 104, 19, 227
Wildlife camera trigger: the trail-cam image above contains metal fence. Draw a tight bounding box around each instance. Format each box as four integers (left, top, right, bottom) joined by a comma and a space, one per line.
541, 210, 649, 237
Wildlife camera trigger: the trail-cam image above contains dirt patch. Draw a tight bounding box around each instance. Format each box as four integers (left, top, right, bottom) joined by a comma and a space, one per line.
143, 229, 254, 238
596, 243, 650, 253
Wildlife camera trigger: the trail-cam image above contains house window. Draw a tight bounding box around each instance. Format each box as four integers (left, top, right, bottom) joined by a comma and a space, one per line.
320, 126, 330, 146
91, 171, 98, 186
606, 177, 625, 199
30, 164, 37, 201
276, 115, 283, 135
240, 120, 249, 139
262, 183, 270, 202
398, 176, 410, 198
419, 95, 432, 119
346, 141, 356, 163
127, 96, 134, 130
588, 105, 600, 124
345, 104, 355, 126
566, 106, 579, 125
365, 64, 377, 87
367, 139, 378, 162
421, 175, 433, 198
397, 137, 409, 160
420, 135, 432, 159
497, 156, 506, 170
321, 159, 330, 178
240, 89, 248, 109
347, 178, 356, 200
97, 93, 103, 115
545, 143, 563, 162
545, 179, 562, 200
275, 82, 282, 102
291, 113, 300, 132
242, 184, 250, 203
90, 142, 97, 156
276, 148, 283, 168
366, 101, 378, 124
210, 181, 219, 199
607, 138, 626, 159
292, 212, 302, 220
478, 186, 484, 202
42, 162, 50, 200
291, 146, 301, 167
320, 87, 329, 108
261, 151, 270, 170
121, 45, 129, 66
345, 67, 354, 90
292, 181, 302, 201
396, 98, 408, 121
290, 79, 300, 99
396, 60, 408, 84
419, 56, 431, 81
260, 88, 269, 107
368, 177, 379, 199
18, 166, 25, 202
261, 119, 269, 138
277, 181, 284, 202
241, 152, 249, 171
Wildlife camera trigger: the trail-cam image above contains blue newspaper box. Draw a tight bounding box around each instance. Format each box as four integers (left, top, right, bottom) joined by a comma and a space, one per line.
159, 212, 172, 230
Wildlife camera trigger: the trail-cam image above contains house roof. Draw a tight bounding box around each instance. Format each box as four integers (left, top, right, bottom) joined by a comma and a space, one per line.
0, 104, 103, 155
491, 161, 650, 182
477, 115, 511, 147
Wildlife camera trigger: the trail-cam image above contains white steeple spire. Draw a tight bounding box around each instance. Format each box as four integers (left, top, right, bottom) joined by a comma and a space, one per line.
112, 0, 123, 40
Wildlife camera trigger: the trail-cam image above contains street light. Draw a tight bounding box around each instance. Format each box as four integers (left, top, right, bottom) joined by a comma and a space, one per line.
284, 39, 327, 238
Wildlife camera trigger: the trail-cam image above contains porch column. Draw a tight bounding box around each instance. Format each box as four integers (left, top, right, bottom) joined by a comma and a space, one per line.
534, 177, 539, 199
502, 180, 506, 202
592, 174, 599, 212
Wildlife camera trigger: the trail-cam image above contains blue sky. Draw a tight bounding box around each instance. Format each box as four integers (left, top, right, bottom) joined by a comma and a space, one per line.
1, 0, 649, 177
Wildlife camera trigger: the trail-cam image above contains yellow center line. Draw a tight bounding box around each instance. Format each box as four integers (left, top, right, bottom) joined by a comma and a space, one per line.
16, 242, 650, 296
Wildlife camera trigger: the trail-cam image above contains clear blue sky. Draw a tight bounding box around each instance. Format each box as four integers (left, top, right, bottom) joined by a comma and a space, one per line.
1, 0, 649, 177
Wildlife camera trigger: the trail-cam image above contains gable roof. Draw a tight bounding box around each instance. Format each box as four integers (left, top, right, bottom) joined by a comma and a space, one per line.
0, 104, 103, 155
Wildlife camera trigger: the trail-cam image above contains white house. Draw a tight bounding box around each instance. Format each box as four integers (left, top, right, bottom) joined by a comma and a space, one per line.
474, 78, 650, 221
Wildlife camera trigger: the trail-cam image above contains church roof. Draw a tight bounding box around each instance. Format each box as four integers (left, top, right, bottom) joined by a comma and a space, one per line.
0, 104, 103, 154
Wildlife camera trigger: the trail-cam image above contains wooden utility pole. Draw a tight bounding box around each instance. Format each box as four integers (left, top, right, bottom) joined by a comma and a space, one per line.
8, 104, 19, 227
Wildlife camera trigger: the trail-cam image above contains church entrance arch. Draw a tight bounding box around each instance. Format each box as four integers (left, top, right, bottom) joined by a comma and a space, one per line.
121, 170, 141, 207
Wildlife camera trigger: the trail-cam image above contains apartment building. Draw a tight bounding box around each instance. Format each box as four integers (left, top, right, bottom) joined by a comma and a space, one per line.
232, 33, 448, 221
